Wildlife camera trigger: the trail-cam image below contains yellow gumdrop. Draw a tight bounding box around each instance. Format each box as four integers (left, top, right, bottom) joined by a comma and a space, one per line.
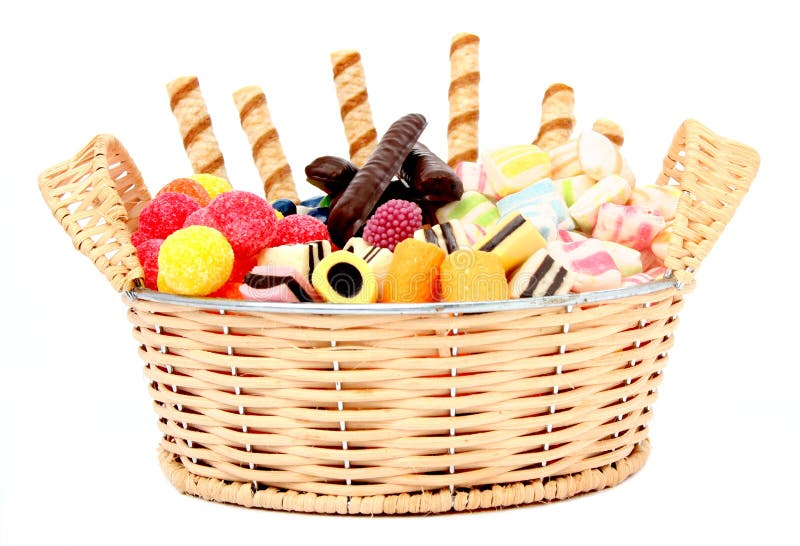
190, 173, 233, 199
275, 210, 284, 221
158, 225, 234, 296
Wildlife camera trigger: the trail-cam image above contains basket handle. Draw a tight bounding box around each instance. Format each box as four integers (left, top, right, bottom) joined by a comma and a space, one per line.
39, 134, 151, 292
658, 119, 759, 285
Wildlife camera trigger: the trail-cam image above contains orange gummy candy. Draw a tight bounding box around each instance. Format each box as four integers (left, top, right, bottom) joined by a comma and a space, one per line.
439, 248, 509, 302
382, 239, 445, 303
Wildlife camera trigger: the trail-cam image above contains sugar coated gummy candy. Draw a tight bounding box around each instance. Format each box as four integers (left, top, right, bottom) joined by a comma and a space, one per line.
381, 239, 445, 303
190, 173, 233, 199
137, 192, 200, 240
156, 178, 211, 207
271, 214, 331, 247
134, 238, 163, 290
439, 249, 509, 302
157, 225, 234, 296
205, 190, 277, 257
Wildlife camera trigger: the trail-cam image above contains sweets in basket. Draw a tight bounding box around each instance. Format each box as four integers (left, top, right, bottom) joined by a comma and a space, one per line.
39, 34, 759, 515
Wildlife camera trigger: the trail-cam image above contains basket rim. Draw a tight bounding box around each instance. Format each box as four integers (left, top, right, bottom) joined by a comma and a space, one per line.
127, 276, 680, 315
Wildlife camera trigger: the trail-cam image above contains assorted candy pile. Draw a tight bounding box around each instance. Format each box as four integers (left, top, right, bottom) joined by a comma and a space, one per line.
132, 112, 678, 304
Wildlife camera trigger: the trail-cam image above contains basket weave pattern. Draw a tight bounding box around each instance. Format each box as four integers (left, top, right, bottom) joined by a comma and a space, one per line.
40, 120, 758, 514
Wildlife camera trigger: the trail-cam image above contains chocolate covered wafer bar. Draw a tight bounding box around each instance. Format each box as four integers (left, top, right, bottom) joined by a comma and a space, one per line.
327, 113, 427, 247
401, 143, 464, 202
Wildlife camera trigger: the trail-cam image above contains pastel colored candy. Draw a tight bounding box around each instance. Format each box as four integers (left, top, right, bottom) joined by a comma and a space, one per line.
240, 264, 322, 303
619, 159, 636, 189
628, 184, 681, 221
472, 212, 547, 272
569, 174, 632, 232
439, 249, 509, 302
482, 144, 551, 197
509, 248, 575, 298
256, 240, 332, 283
436, 190, 500, 228
550, 131, 622, 180
592, 203, 667, 251
312, 250, 378, 304
650, 221, 674, 262
454, 161, 499, 200
413, 219, 486, 254
342, 236, 394, 299
547, 239, 622, 292
554, 175, 594, 207
557, 229, 587, 243
622, 267, 667, 288
599, 240, 643, 277
496, 178, 574, 239
382, 239, 445, 303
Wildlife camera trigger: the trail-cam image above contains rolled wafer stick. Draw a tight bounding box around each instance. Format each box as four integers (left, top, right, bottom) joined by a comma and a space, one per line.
534, 83, 575, 151
592, 118, 625, 147
330, 50, 378, 167
448, 32, 480, 167
166, 76, 227, 178
233, 86, 299, 203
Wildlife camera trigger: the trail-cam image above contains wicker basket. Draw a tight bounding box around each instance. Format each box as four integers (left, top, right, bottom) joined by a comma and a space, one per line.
39, 119, 758, 515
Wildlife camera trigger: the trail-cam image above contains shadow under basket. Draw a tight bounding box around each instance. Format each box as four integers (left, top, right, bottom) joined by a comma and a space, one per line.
39, 119, 758, 515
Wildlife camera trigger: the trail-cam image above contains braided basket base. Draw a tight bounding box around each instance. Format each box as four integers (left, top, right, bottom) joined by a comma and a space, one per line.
158, 439, 649, 515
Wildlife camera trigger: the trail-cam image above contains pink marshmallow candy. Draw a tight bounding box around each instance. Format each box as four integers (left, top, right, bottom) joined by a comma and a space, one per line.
455, 161, 499, 201
569, 174, 631, 233
548, 239, 622, 292
622, 267, 667, 287
592, 203, 667, 251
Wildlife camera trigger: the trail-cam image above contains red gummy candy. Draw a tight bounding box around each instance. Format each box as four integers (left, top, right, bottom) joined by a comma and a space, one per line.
131, 229, 149, 247
229, 254, 258, 284
134, 238, 163, 290
156, 178, 211, 207
138, 192, 200, 240
206, 191, 276, 257
209, 281, 245, 300
183, 207, 218, 229
363, 199, 422, 251
271, 214, 331, 247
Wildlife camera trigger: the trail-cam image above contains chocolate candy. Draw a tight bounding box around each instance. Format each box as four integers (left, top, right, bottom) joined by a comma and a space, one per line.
327, 113, 428, 247
305, 155, 359, 194
400, 142, 464, 202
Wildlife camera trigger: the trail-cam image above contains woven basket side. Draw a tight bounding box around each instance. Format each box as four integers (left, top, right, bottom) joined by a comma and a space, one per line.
39, 134, 150, 291
659, 119, 759, 284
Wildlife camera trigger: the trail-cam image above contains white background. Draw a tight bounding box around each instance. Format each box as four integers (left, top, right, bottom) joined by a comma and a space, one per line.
2, 1, 798, 544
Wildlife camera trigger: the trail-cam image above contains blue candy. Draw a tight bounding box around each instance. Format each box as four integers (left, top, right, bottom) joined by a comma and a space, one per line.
272, 198, 297, 217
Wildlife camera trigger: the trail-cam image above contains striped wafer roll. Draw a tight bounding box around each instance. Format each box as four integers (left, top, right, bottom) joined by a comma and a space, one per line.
233, 86, 299, 203
534, 83, 575, 151
448, 33, 480, 167
166, 76, 227, 178
330, 50, 378, 167
593, 118, 624, 147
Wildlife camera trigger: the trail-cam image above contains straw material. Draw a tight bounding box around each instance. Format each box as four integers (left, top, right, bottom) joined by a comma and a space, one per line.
131, 288, 680, 507
40, 116, 758, 514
